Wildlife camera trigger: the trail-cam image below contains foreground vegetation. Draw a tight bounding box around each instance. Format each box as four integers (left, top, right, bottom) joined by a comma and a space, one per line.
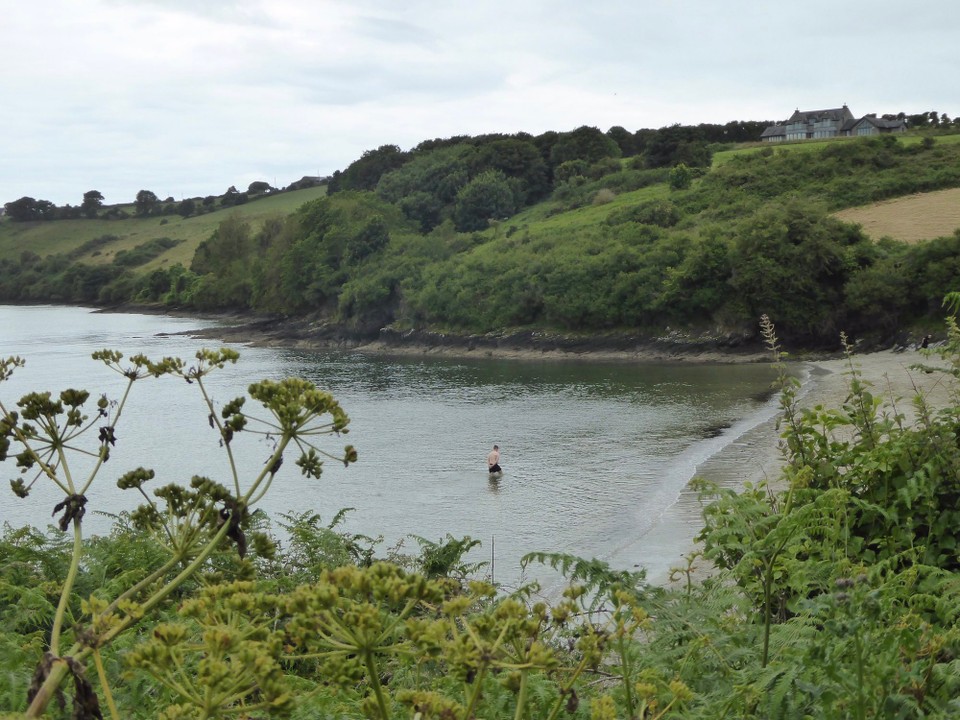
4, 302, 960, 717
3, 128, 960, 347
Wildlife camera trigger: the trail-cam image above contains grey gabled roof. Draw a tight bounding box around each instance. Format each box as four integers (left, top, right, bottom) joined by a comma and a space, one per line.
760, 125, 786, 138
851, 116, 908, 130
787, 105, 856, 123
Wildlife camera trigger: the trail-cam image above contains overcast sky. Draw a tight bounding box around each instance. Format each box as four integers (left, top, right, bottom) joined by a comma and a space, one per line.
2, 0, 957, 207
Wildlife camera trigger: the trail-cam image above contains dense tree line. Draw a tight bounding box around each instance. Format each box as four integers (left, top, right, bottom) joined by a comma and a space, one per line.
325, 123, 735, 232
1, 179, 295, 222
163, 134, 960, 347
4, 131, 960, 349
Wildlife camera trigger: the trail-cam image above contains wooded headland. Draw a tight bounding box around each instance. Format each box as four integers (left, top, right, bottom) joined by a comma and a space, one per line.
4, 127, 960, 354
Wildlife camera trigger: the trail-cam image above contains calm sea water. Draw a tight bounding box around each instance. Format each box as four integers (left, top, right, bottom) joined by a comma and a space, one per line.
0, 305, 796, 590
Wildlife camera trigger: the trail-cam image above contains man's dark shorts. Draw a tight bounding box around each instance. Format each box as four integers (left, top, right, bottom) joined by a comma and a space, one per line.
488, 464, 501, 473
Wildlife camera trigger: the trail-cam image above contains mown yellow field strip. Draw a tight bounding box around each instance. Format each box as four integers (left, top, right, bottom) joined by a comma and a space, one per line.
833, 187, 960, 243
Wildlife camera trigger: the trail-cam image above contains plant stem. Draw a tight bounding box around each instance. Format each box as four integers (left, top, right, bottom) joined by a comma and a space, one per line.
512, 669, 529, 720
197, 377, 242, 497
105, 554, 182, 614
92, 649, 120, 720
543, 653, 592, 720
618, 633, 635, 717
50, 520, 83, 657
461, 665, 488, 720
761, 559, 773, 668
854, 631, 865, 720
363, 649, 390, 720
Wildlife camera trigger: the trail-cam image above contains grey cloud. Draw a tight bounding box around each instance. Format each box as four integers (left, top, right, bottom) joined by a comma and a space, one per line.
350, 14, 438, 47
103, 0, 276, 27
3, 0, 957, 206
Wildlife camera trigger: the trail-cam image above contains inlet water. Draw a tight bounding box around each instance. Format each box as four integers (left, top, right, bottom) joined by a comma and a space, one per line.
0, 305, 789, 590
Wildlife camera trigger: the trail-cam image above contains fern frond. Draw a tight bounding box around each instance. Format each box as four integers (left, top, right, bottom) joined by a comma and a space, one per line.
520, 551, 647, 605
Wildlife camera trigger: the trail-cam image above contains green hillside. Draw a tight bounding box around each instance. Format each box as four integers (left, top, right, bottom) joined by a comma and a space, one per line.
3, 129, 960, 348
0, 185, 327, 272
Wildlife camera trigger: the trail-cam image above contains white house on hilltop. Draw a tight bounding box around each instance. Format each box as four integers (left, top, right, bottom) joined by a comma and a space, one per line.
761, 105, 907, 142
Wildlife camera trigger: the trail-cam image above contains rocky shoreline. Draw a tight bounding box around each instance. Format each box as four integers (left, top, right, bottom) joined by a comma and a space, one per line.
173, 311, 780, 364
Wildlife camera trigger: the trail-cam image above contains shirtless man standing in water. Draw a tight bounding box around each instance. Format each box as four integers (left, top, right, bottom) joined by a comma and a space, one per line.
487, 445, 502, 474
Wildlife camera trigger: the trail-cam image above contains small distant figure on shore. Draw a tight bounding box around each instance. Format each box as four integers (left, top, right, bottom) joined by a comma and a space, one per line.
920, 334, 932, 349
487, 444, 502, 475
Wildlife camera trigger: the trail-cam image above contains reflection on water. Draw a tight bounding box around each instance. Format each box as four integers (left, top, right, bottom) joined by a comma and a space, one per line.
0, 305, 789, 591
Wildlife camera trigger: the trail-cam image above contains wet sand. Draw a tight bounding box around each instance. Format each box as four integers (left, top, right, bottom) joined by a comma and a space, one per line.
649, 347, 957, 587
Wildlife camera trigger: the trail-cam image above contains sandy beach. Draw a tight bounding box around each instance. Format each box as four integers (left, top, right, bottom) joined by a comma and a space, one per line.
646, 345, 957, 587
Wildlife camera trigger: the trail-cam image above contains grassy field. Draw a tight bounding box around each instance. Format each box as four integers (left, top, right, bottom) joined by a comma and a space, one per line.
507, 183, 668, 231
712, 131, 960, 166
833, 187, 960, 243
0, 185, 327, 272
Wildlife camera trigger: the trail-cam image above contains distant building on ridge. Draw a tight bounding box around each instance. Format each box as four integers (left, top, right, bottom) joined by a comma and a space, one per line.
761, 105, 907, 142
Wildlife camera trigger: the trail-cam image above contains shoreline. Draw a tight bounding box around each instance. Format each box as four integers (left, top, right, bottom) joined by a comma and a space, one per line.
160, 308, 958, 587
647, 346, 957, 587
123, 305, 957, 585
164, 310, 802, 366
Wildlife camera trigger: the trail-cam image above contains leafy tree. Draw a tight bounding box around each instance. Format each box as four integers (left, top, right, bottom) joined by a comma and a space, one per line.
3, 197, 55, 222
553, 159, 589, 184
3, 197, 58, 222
655, 231, 732, 319
189, 216, 260, 308
344, 215, 390, 263
645, 124, 712, 168
411, 134, 472, 154
100, 207, 129, 220
80, 190, 104, 219
728, 200, 870, 342
134, 190, 159, 217
699, 119, 770, 143
57, 204, 82, 220
376, 144, 473, 207
176, 198, 196, 218
220, 186, 240, 207
606, 125, 637, 156
632, 127, 657, 156
328, 144, 409, 193
221, 190, 250, 208
399, 191, 443, 233
531, 129, 560, 166
669, 163, 693, 190
4, 196, 41, 221
452, 170, 517, 232
549, 125, 621, 167
475, 138, 550, 202
247, 180, 273, 194
35, 200, 57, 221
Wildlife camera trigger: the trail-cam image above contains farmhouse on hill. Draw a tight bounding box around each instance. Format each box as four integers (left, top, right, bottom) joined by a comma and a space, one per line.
761, 105, 907, 142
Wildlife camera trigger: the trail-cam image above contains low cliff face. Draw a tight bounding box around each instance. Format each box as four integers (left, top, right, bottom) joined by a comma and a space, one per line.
375, 325, 762, 358
186, 311, 770, 360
